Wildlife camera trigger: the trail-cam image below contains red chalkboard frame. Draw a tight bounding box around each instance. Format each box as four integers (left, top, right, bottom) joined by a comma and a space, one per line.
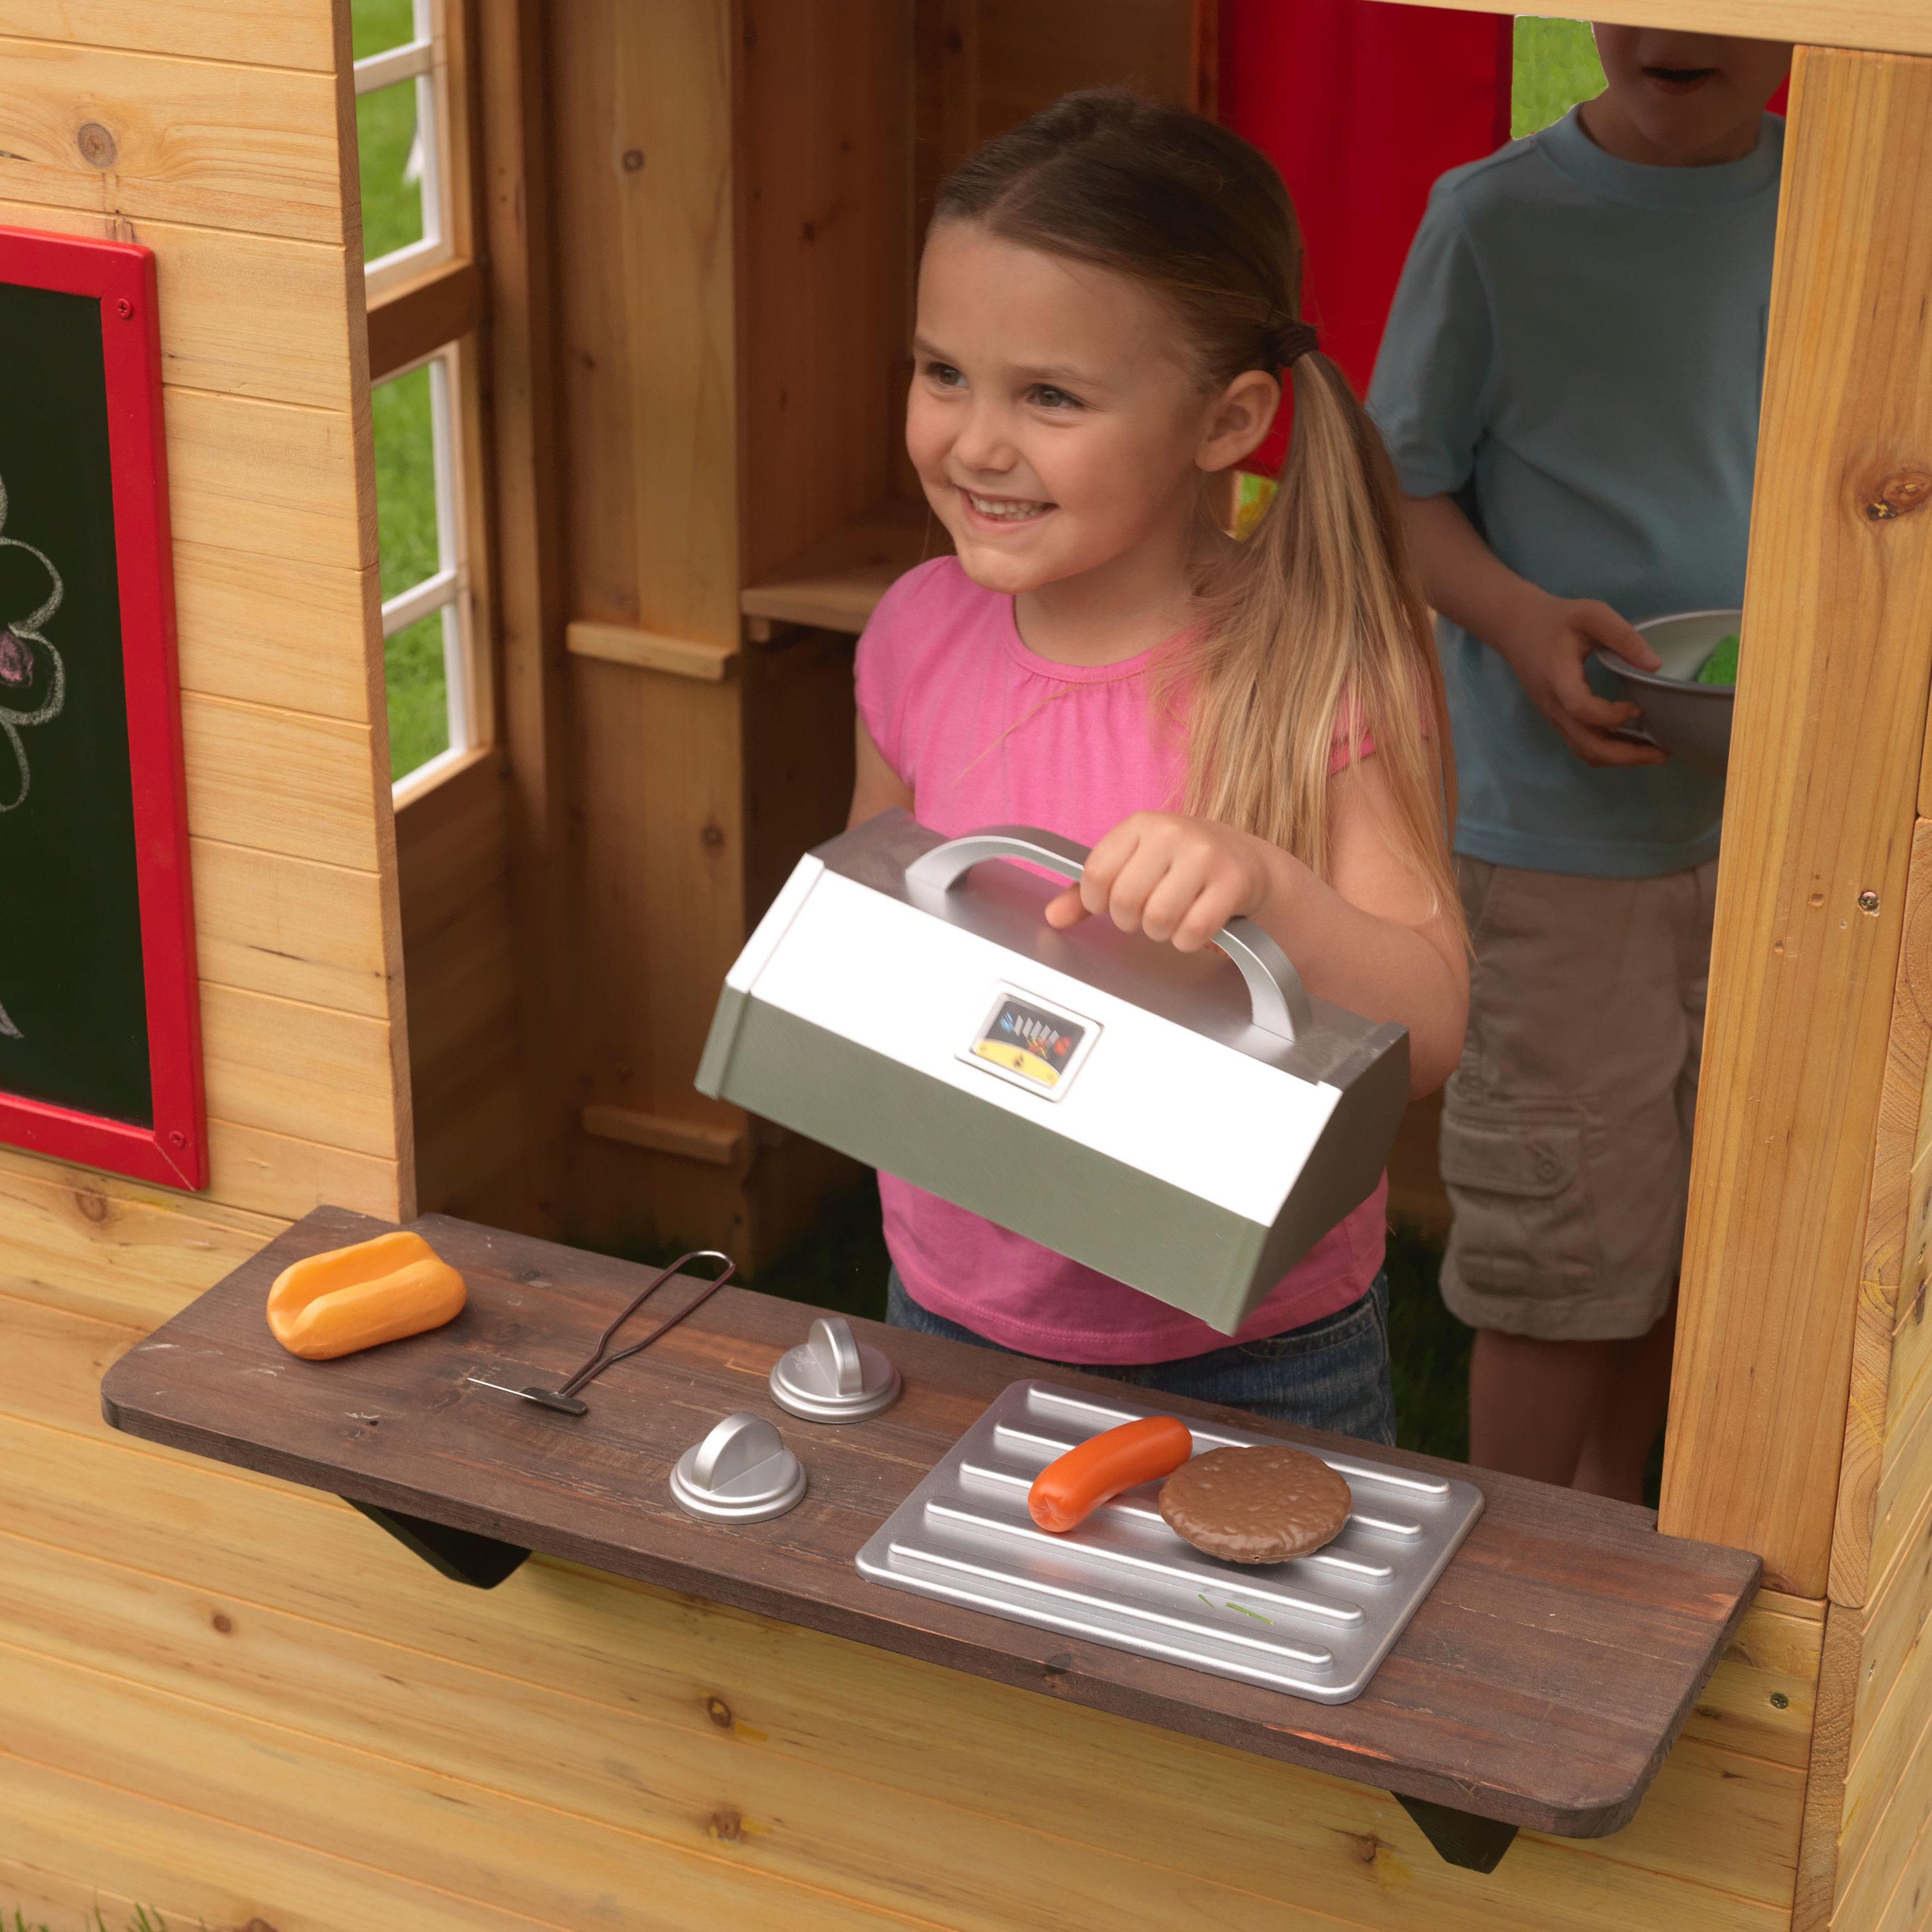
0, 226, 205, 1191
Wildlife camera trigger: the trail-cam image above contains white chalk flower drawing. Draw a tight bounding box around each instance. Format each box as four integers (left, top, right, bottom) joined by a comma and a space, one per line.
0, 469, 68, 1041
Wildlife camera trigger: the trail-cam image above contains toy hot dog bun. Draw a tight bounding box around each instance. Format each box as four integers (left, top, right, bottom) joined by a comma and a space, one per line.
266, 1229, 466, 1360
1028, 1414, 1194, 1533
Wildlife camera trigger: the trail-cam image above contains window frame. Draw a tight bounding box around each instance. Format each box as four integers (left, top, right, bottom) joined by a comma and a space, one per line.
354, 0, 494, 803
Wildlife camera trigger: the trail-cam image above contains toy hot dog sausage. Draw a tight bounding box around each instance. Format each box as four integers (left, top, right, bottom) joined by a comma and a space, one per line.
1028, 1415, 1194, 1533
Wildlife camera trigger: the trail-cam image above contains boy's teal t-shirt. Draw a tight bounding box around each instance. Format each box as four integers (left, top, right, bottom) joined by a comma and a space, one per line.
1367, 108, 1783, 878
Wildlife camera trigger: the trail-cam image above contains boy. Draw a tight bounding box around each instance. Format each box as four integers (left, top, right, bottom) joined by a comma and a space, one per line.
1368, 28, 1792, 1500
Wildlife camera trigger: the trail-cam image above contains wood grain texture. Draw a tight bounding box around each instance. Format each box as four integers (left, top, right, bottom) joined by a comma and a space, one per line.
393, 745, 521, 1216
1660, 47, 1932, 1597
0, 1744, 807, 1932
0, 1510, 1802, 1932
164, 384, 372, 570
366, 254, 484, 383
0, 33, 347, 242
202, 1119, 401, 1223
0, 1634, 989, 1932
553, 0, 738, 648
571, 654, 745, 1126
1839, 1518, 1932, 1905
0, 1147, 279, 1330
738, 0, 909, 585
1831, 820, 1932, 1604
0, 196, 356, 410
181, 693, 381, 870
0, 1852, 153, 1932
173, 545, 376, 723
475, 0, 572, 1235
0, 1, 336, 69
393, 744, 505, 952
741, 627, 860, 923
1363, 0, 1932, 57
581, 1104, 748, 1164
565, 618, 739, 680
100, 1208, 1761, 1840
741, 495, 944, 634
970, 0, 1195, 143
200, 986, 400, 1161
0, 1293, 1797, 1932
191, 839, 394, 1019
1795, 1600, 1864, 1931
1858, 820, 1932, 1293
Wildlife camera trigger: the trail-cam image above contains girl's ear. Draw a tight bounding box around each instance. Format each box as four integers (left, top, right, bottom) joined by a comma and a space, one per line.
1197, 368, 1282, 475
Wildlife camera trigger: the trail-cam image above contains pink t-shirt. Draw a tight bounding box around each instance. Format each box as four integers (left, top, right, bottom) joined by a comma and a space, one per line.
855, 556, 1388, 1365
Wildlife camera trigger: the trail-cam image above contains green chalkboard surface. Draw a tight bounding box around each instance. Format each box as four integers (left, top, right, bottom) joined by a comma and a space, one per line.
0, 281, 153, 1126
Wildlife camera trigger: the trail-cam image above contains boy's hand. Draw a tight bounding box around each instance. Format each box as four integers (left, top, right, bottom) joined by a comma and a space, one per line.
1492, 591, 1669, 769
1044, 813, 1274, 951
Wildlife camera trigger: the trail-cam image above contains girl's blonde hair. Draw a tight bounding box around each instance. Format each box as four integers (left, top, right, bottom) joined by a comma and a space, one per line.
933, 91, 1457, 914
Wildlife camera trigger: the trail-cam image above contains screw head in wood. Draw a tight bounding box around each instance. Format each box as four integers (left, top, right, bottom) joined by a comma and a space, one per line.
1859, 891, 1880, 914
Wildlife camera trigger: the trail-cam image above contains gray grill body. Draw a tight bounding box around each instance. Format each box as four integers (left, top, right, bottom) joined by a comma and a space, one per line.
857, 1380, 1485, 1703
697, 811, 1410, 1335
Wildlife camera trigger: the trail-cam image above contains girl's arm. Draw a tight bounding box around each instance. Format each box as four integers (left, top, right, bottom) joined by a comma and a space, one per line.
849, 716, 914, 827
1046, 762, 1468, 1096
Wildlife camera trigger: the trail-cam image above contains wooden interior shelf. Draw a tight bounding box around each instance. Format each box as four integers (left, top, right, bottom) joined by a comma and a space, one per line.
101, 1208, 1759, 1865
741, 498, 948, 635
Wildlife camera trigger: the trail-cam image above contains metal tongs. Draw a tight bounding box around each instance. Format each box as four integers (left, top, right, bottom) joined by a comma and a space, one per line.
468, 1249, 736, 1417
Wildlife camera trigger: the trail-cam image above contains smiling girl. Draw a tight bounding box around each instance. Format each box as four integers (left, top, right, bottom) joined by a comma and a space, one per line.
850, 92, 1467, 1439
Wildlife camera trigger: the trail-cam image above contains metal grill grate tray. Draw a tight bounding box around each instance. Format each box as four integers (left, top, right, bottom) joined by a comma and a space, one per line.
857, 1379, 1484, 1703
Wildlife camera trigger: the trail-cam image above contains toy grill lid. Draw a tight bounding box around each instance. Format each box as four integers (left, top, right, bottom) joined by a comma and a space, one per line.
697, 811, 1409, 1334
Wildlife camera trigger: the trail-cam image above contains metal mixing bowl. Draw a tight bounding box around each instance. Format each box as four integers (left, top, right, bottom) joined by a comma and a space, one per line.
1591, 607, 1742, 780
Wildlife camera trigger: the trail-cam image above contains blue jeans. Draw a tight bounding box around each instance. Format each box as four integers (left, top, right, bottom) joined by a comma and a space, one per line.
886, 1269, 1396, 1446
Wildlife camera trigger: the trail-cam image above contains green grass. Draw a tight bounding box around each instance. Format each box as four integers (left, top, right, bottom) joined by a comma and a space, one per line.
351, 0, 449, 780
352, 0, 424, 261
370, 361, 450, 778
1513, 17, 1605, 139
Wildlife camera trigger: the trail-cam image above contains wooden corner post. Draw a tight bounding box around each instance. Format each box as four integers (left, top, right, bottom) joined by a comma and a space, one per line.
1660, 45, 1932, 1597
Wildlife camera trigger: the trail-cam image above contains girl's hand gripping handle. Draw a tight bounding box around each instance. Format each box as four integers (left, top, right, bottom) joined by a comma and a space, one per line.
907, 823, 1312, 1041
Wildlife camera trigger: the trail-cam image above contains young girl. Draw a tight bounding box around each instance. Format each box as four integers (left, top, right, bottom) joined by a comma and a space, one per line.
851, 91, 1467, 1441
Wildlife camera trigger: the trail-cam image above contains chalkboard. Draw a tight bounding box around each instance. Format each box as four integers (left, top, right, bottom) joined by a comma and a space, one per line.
0, 227, 205, 1191
0, 285, 152, 1122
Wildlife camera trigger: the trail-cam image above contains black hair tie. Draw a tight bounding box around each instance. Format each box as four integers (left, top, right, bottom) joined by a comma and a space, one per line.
1269, 319, 1320, 368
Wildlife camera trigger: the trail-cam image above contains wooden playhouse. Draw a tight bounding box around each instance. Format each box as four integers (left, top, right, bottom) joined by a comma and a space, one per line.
4, 1, 1932, 1928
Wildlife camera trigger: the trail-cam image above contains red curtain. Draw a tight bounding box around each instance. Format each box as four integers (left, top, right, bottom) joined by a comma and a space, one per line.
1219, 1, 1513, 466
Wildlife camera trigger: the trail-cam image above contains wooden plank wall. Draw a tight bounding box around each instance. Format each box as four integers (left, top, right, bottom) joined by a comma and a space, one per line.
1660, 46, 1932, 1603
1681, 44, 1932, 1932
0, 1264, 1833, 1930
1800, 823, 1932, 1932
0, 10, 410, 1222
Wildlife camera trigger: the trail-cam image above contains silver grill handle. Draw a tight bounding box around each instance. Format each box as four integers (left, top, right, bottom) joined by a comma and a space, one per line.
905, 825, 1313, 1043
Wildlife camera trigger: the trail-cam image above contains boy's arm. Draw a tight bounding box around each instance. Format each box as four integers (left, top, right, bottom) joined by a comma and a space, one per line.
1403, 493, 1668, 770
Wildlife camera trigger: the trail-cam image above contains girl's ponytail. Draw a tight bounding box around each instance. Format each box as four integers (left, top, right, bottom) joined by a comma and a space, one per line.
935, 90, 1459, 911
1185, 351, 1455, 907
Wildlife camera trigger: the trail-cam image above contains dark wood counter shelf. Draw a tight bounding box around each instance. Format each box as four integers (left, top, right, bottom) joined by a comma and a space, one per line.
101, 1207, 1759, 1874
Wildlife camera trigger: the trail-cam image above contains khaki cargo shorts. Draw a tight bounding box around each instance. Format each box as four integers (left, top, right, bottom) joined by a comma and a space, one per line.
1439, 855, 1718, 1343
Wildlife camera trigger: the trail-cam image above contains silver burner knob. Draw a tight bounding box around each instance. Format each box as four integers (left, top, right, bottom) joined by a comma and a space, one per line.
769, 1315, 902, 1423
669, 1412, 806, 1522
